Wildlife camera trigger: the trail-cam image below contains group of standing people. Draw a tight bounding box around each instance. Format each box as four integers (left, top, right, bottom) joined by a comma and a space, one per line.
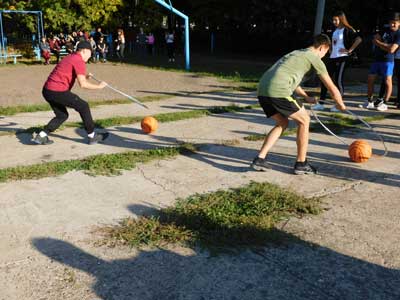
312, 11, 400, 112
133, 28, 175, 62
251, 10, 399, 175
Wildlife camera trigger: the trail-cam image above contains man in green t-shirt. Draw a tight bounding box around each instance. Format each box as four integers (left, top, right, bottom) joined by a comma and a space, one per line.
251, 34, 346, 175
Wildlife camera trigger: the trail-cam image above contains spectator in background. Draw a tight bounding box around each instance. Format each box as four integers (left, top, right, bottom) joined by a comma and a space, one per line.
378, 13, 400, 109
313, 11, 362, 112
364, 13, 400, 111
39, 36, 51, 65
65, 35, 75, 54
49, 36, 61, 63
77, 30, 86, 43
89, 36, 97, 63
72, 31, 79, 44
165, 30, 175, 62
136, 27, 147, 56
93, 27, 103, 44
147, 32, 155, 56
96, 36, 108, 63
115, 29, 126, 61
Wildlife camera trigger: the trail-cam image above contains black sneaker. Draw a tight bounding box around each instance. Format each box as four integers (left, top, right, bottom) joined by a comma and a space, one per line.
250, 157, 271, 171
293, 160, 317, 175
33, 134, 54, 145
88, 132, 109, 145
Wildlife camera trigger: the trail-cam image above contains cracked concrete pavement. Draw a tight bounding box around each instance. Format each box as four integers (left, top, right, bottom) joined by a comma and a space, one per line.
0, 64, 400, 299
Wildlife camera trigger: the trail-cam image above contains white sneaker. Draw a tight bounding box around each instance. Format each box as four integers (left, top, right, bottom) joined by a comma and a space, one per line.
330, 106, 340, 113
311, 103, 325, 111
376, 102, 388, 111
363, 101, 375, 109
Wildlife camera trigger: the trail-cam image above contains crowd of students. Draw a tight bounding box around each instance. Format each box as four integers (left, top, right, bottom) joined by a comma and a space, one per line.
39, 27, 110, 65
38, 27, 176, 65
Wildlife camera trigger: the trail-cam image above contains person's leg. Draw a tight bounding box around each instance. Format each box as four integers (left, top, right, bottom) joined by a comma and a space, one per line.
336, 58, 347, 96
288, 107, 310, 163
317, 58, 336, 108
367, 74, 376, 100
62, 92, 95, 134
383, 75, 393, 102
120, 44, 125, 59
257, 113, 289, 159
45, 90, 95, 134
395, 59, 400, 106
44, 102, 69, 133
378, 77, 386, 99
42, 89, 69, 133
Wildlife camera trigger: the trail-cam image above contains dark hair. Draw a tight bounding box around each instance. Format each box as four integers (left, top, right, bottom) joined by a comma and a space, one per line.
387, 12, 400, 22
312, 34, 331, 48
333, 11, 355, 31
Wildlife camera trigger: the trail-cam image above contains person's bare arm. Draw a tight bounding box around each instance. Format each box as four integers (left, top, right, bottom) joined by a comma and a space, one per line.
294, 86, 316, 103
374, 39, 399, 53
340, 36, 362, 54
373, 34, 400, 53
76, 74, 107, 90
319, 74, 346, 110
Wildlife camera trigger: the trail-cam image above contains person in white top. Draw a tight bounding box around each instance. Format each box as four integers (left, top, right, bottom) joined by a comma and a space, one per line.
313, 11, 362, 112
115, 29, 126, 61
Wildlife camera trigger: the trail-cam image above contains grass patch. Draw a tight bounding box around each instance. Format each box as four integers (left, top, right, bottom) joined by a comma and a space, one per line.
0, 144, 195, 182
243, 111, 394, 141
0, 95, 173, 117
99, 181, 321, 250
18, 105, 254, 135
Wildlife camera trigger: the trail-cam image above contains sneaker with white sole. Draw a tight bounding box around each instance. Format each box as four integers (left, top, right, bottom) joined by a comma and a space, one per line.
32, 134, 54, 145
250, 157, 271, 171
374, 98, 388, 111
88, 132, 110, 145
293, 160, 317, 175
363, 101, 375, 109
311, 103, 325, 111
376, 102, 388, 111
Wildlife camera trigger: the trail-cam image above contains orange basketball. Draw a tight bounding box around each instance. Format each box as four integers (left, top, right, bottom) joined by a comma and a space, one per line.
348, 140, 372, 163
141, 116, 158, 134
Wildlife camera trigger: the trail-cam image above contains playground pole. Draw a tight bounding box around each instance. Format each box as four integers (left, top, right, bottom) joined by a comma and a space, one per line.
313, 0, 325, 35
154, 0, 190, 70
0, 12, 5, 58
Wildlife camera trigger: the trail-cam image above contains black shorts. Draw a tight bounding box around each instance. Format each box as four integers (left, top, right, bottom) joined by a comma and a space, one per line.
258, 96, 303, 118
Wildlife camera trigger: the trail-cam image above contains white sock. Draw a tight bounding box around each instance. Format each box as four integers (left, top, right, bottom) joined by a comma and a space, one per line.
88, 132, 95, 138
39, 131, 47, 138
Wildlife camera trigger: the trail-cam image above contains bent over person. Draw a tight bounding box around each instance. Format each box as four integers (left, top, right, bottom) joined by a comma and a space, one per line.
251, 34, 346, 175
33, 41, 109, 145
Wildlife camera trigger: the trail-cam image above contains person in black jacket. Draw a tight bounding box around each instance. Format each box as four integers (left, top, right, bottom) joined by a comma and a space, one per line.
313, 11, 362, 112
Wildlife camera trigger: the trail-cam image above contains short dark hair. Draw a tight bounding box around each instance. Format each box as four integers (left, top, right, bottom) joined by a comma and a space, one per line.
312, 34, 331, 48
388, 12, 400, 22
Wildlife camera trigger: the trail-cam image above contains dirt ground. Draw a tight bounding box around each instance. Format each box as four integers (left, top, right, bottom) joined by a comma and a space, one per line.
0, 63, 233, 106
0, 63, 400, 300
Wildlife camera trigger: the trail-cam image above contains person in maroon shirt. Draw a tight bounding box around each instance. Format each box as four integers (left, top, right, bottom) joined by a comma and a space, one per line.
33, 41, 109, 145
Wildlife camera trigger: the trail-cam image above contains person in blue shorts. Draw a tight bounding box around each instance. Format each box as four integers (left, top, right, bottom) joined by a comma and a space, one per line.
364, 13, 400, 111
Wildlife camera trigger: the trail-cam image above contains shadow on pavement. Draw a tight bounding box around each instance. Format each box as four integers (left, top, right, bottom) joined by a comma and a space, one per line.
32, 212, 400, 300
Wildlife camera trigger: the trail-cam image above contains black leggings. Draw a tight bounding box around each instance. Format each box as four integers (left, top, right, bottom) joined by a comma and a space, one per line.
42, 88, 95, 134
379, 59, 400, 103
320, 56, 348, 104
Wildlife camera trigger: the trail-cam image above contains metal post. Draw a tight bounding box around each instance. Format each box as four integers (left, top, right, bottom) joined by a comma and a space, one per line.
40, 11, 44, 38
0, 12, 4, 58
154, 0, 190, 70
313, 0, 326, 35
